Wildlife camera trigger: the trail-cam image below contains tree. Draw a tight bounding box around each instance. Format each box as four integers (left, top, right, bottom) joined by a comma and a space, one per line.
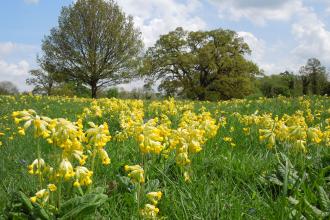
0, 81, 19, 95
40, 0, 143, 98
299, 58, 327, 95
141, 27, 259, 100
259, 75, 290, 97
26, 69, 56, 95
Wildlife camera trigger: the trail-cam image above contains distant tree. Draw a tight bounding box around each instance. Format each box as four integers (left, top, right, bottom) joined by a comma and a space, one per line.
259, 75, 290, 97
299, 58, 327, 95
279, 71, 301, 96
0, 81, 19, 95
40, 0, 143, 98
26, 69, 56, 95
299, 67, 310, 95
141, 27, 259, 100
106, 87, 119, 98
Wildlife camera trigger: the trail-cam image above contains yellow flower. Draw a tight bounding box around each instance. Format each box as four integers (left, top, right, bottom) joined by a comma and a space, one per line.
140, 204, 160, 219
293, 140, 307, 153
75, 166, 93, 186
307, 127, 323, 144
85, 122, 111, 148
18, 127, 25, 136
28, 158, 45, 175
124, 165, 144, 184
30, 196, 37, 203
99, 149, 111, 165
175, 151, 191, 166
184, 171, 191, 182
146, 191, 162, 205
47, 184, 57, 192
35, 189, 48, 199
223, 137, 232, 142
59, 159, 75, 180
73, 181, 81, 188
242, 127, 250, 135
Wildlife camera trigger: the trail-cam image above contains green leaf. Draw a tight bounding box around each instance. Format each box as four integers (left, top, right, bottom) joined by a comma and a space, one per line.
33, 203, 51, 220
18, 191, 33, 212
145, 179, 160, 192
304, 198, 329, 218
318, 186, 330, 211
59, 193, 108, 219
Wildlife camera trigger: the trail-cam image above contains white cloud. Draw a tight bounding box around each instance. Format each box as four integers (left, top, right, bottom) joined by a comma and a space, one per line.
118, 0, 206, 47
238, 31, 284, 74
0, 59, 32, 91
24, 0, 39, 4
291, 7, 330, 68
0, 42, 37, 58
238, 32, 265, 62
211, 0, 303, 25
0, 42, 38, 91
0, 60, 30, 76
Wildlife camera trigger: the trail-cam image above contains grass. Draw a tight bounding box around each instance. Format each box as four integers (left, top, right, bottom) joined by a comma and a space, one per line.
0, 95, 329, 219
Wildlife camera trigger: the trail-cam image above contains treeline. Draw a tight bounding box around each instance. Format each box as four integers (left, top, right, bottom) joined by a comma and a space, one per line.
257, 58, 329, 98
2, 0, 328, 100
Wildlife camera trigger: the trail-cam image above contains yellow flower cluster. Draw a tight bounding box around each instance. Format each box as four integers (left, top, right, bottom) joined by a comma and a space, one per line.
124, 164, 145, 184
141, 191, 163, 219
85, 122, 112, 165
12, 108, 113, 208
138, 116, 171, 155
172, 111, 219, 166
238, 107, 327, 153
12, 109, 51, 138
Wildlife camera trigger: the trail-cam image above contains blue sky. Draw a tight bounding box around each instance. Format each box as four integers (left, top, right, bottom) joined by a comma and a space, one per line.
0, 0, 330, 91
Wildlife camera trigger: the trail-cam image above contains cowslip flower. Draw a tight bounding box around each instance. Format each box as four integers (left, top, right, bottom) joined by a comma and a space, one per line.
85, 122, 111, 149
140, 204, 159, 219
59, 159, 75, 180
73, 166, 93, 187
98, 148, 111, 165
30, 189, 49, 203
124, 165, 144, 184
146, 191, 162, 205
307, 127, 323, 144
47, 184, 57, 192
28, 158, 46, 175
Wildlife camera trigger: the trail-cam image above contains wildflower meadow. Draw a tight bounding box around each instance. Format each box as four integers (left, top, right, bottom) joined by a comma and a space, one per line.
0, 95, 329, 219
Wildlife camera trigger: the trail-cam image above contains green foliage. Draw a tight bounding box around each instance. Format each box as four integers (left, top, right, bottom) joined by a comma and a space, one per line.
257, 71, 303, 98
59, 188, 108, 219
2, 189, 108, 219
106, 87, 119, 98
3, 191, 54, 220
0, 81, 19, 95
299, 58, 328, 95
142, 27, 260, 100
26, 69, 57, 96
40, 0, 143, 98
1, 95, 329, 219
259, 151, 330, 219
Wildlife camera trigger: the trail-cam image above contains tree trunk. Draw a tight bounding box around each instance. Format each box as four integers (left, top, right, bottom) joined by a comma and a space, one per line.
91, 82, 98, 98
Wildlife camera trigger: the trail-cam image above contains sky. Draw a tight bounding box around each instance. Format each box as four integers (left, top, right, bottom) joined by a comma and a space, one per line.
0, 0, 330, 91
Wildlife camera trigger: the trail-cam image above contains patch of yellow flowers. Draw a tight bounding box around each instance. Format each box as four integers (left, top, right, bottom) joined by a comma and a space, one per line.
12, 109, 111, 207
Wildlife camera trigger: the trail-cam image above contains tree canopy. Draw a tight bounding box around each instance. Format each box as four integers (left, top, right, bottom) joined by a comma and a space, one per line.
0, 81, 19, 95
141, 27, 259, 100
40, 0, 143, 98
299, 58, 327, 95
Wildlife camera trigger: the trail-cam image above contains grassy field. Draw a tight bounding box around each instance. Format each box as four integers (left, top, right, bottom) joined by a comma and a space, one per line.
0, 95, 329, 219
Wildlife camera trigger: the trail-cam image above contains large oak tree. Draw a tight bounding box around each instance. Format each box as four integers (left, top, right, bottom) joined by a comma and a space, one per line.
142, 27, 259, 100
40, 0, 143, 98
